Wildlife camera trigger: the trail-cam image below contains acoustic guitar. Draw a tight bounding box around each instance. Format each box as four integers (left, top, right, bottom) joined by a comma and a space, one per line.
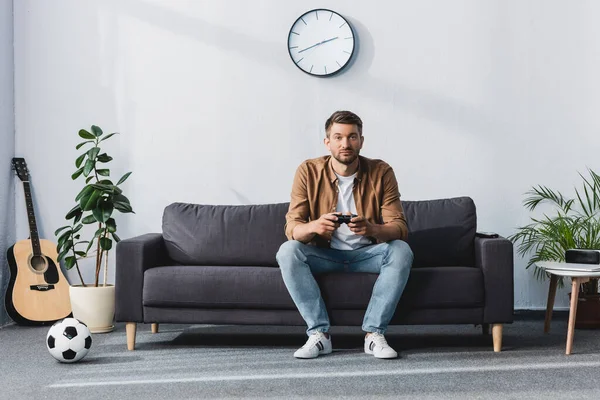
5, 158, 71, 325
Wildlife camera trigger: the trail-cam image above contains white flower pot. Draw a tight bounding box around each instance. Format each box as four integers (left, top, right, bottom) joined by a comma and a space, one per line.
69, 284, 115, 333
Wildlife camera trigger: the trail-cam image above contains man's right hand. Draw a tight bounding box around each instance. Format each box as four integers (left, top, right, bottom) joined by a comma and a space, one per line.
292, 213, 341, 243
310, 213, 341, 240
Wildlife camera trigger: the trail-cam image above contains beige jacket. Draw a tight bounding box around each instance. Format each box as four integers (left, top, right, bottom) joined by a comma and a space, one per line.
285, 155, 408, 247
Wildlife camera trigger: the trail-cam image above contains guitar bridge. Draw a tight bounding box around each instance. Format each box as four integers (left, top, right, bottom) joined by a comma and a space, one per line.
30, 284, 55, 291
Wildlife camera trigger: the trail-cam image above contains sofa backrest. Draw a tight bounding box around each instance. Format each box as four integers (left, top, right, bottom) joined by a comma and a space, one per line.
403, 197, 476, 268
163, 202, 288, 267
162, 196, 476, 267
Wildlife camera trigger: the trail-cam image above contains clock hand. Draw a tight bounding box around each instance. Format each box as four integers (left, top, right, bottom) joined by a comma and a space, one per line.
319, 37, 339, 45
298, 37, 339, 53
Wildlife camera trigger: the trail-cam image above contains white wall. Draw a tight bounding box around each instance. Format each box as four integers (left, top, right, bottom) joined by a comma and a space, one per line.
0, 0, 14, 326
13, 0, 600, 309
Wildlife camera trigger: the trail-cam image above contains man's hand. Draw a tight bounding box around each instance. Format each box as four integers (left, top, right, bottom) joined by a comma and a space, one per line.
310, 213, 341, 240
347, 216, 379, 237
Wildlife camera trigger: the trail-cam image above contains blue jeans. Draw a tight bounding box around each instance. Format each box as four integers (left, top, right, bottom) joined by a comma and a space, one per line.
276, 240, 413, 336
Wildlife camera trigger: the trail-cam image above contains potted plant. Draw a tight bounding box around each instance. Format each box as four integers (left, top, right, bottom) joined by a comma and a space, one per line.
55, 125, 134, 333
509, 168, 600, 328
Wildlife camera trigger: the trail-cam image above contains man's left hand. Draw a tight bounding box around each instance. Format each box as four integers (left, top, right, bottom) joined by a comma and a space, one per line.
347, 216, 378, 237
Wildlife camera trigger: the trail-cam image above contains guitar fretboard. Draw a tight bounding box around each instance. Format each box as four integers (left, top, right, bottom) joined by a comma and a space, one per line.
23, 182, 41, 256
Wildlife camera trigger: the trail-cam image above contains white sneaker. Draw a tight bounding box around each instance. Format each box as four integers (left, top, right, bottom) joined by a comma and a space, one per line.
294, 331, 332, 359
364, 332, 398, 359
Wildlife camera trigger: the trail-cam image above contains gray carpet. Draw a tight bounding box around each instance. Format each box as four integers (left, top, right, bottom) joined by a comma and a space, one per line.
1, 312, 600, 399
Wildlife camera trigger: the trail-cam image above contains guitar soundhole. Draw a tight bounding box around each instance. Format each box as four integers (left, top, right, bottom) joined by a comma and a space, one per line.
30, 255, 47, 272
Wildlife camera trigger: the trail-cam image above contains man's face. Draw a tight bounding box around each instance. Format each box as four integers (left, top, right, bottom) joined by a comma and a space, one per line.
325, 123, 364, 165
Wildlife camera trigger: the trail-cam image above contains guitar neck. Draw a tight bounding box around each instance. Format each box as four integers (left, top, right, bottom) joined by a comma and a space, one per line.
22, 181, 41, 256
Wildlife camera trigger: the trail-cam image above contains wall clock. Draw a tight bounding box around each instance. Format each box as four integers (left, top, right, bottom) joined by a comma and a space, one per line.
287, 9, 355, 77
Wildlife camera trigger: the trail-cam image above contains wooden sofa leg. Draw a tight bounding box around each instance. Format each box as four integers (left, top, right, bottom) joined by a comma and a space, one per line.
492, 324, 503, 352
151, 323, 159, 333
126, 322, 137, 351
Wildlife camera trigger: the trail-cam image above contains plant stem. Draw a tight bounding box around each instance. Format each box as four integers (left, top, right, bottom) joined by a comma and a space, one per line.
103, 248, 108, 287
95, 223, 102, 287
93, 147, 102, 288
70, 227, 86, 287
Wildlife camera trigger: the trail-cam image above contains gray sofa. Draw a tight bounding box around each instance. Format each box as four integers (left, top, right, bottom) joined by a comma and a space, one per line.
115, 196, 514, 351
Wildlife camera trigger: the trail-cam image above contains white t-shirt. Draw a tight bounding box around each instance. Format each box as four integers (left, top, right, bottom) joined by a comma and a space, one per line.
330, 172, 373, 250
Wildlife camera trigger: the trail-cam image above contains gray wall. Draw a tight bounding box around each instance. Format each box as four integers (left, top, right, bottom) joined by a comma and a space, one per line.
0, 0, 15, 326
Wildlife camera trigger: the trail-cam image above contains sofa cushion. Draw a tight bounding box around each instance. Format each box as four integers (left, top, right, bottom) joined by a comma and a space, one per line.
319, 266, 484, 310
162, 203, 288, 266
402, 197, 477, 268
143, 266, 297, 309
143, 265, 483, 311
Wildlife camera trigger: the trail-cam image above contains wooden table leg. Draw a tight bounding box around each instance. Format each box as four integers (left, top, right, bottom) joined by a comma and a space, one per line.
544, 274, 559, 333
566, 277, 584, 355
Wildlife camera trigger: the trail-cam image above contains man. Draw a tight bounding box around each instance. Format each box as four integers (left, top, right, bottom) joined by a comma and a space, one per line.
276, 110, 414, 360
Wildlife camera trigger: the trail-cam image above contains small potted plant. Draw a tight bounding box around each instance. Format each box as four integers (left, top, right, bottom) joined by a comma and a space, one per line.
509, 168, 600, 328
55, 125, 134, 333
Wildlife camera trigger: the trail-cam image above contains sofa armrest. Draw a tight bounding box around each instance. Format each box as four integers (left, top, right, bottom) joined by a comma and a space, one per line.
115, 233, 169, 323
475, 236, 514, 323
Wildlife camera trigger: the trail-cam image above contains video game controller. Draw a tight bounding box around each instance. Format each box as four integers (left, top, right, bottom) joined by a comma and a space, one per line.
336, 214, 358, 224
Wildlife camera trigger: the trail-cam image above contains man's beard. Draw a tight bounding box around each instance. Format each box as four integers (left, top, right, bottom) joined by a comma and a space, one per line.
333, 150, 359, 165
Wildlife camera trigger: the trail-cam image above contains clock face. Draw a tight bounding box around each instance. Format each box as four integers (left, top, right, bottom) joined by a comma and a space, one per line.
287, 9, 355, 77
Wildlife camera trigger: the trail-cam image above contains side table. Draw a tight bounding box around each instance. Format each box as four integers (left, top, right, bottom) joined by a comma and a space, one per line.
536, 261, 600, 355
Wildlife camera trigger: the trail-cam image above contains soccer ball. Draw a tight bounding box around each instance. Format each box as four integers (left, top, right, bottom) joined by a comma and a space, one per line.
46, 318, 92, 363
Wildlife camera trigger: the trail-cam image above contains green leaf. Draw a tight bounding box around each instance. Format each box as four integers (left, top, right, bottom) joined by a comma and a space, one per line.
54, 226, 70, 236
91, 125, 103, 137
59, 239, 73, 254
76, 140, 94, 150
91, 183, 121, 195
75, 186, 93, 202
85, 239, 96, 253
65, 204, 82, 220
97, 169, 110, 177
85, 176, 94, 184
114, 199, 133, 213
97, 153, 113, 163
81, 189, 101, 211
82, 214, 97, 224
106, 218, 117, 233
75, 251, 87, 257
114, 193, 130, 205
58, 248, 70, 263
57, 230, 72, 247
113, 193, 132, 212
100, 132, 118, 142
71, 167, 84, 181
111, 232, 121, 242
87, 146, 100, 161
91, 183, 114, 193
83, 159, 94, 176
65, 256, 76, 270
117, 172, 132, 185
75, 153, 86, 168
100, 237, 112, 251
78, 129, 95, 140
92, 198, 113, 222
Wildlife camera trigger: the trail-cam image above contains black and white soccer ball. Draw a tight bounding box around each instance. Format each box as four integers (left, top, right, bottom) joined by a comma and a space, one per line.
46, 318, 92, 363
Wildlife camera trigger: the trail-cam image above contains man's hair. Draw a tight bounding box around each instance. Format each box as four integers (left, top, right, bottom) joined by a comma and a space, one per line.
325, 110, 363, 138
